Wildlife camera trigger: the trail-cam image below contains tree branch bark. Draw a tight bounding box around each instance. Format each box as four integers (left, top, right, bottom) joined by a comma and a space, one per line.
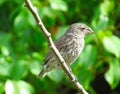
24, 0, 88, 94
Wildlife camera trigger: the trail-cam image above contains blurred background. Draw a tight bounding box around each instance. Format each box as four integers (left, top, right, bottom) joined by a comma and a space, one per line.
0, 0, 120, 94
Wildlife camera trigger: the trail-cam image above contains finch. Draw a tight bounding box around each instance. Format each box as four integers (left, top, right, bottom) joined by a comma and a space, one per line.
37, 23, 93, 78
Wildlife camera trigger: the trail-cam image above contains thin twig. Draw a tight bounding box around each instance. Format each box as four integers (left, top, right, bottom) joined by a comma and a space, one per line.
24, 0, 88, 94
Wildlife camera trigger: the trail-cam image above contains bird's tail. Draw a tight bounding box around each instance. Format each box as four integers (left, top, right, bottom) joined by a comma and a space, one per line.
37, 68, 46, 78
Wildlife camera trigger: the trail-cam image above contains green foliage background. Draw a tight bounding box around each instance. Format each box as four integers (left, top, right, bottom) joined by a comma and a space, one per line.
0, 0, 120, 94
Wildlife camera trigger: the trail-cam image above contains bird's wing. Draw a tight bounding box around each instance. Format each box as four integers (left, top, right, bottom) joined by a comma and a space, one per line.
43, 35, 67, 65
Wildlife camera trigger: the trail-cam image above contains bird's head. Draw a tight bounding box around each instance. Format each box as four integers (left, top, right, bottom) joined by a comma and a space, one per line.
70, 23, 93, 35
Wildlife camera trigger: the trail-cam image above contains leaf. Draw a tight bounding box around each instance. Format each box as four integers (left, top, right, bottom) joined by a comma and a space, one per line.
0, 62, 11, 76
47, 69, 64, 83
80, 45, 97, 66
10, 60, 29, 80
5, 80, 35, 94
105, 58, 120, 89
14, 10, 29, 30
77, 66, 93, 89
56, 26, 68, 39
1, 45, 9, 56
29, 60, 42, 75
0, 0, 6, 5
48, 0, 68, 11
100, 0, 114, 16
0, 82, 4, 94
28, 13, 36, 27
103, 35, 120, 58
0, 32, 11, 45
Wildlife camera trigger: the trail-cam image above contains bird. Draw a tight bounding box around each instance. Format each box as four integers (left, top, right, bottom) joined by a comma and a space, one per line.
37, 23, 93, 78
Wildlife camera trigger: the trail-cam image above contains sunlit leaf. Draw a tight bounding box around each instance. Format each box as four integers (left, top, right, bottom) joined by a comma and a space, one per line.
5, 80, 35, 94
1, 46, 9, 56
48, 0, 68, 11
14, 10, 29, 30
0, 62, 11, 76
80, 45, 97, 66
56, 26, 68, 39
96, 17, 109, 31
105, 58, 120, 89
42, 7, 53, 17
28, 13, 36, 27
29, 60, 42, 75
47, 69, 64, 83
100, 0, 114, 16
103, 35, 120, 58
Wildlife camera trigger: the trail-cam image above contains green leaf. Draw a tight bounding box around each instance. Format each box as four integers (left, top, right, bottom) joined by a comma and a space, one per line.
42, 7, 54, 17
47, 69, 64, 83
0, 82, 4, 94
0, 32, 11, 45
100, 0, 114, 16
48, 0, 68, 11
1, 45, 9, 56
0, 0, 6, 5
0, 62, 11, 76
56, 26, 68, 39
29, 60, 42, 75
77, 66, 93, 89
14, 10, 29, 30
105, 58, 120, 89
28, 13, 36, 27
103, 35, 120, 58
80, 45, 97, 66
10, 60, 29, 80
5, 80, 35, 94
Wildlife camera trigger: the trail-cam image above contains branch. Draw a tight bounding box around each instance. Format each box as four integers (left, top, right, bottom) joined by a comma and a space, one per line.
24, 0, 88, 94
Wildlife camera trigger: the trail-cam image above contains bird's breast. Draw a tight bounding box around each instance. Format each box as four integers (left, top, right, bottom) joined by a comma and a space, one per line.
61, 36, 85, 65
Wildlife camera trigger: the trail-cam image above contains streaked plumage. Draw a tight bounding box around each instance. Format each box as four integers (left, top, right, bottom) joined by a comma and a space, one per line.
37, 23, 93, 78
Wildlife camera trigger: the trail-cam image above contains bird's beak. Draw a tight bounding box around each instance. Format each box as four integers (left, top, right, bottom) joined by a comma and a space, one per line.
87, 28, 93, 34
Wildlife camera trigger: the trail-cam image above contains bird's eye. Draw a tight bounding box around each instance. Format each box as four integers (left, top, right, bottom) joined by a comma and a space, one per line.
81, 27, 85, 30
77, 27, 85, 30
